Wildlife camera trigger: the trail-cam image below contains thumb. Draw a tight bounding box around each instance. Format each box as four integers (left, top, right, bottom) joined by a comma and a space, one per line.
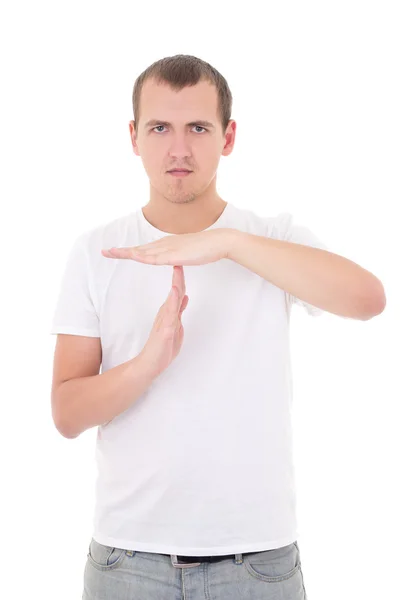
179, 295, 189, 317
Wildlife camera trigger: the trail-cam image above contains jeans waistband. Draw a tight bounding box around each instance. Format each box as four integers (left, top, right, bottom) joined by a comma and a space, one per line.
169, 553, 244, 568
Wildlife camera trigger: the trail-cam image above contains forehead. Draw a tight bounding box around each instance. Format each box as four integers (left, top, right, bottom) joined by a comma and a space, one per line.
140, 78, 219, 121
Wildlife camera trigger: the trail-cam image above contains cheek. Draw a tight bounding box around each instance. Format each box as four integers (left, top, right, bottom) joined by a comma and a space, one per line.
140, 149, 163, 172
203, 149, 221, 169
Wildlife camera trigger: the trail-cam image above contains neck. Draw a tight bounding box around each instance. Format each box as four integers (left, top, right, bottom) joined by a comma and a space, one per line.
142, 190, 227, 235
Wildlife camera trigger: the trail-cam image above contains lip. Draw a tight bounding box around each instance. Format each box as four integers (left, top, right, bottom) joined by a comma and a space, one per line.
167, 170, 192, 177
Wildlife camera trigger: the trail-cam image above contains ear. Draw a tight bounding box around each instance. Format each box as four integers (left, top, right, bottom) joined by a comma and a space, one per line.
129, 120, 140, 156
221, 120, 236, 157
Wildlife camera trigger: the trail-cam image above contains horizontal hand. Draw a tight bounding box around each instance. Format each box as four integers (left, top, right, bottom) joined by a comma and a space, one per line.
101, 228, 237, 266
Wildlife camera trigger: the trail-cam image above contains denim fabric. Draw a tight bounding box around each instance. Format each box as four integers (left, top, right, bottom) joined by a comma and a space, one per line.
83, 537, 308, 599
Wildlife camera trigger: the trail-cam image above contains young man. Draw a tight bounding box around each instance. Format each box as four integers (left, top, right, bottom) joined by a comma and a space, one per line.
50, 54, 385, 599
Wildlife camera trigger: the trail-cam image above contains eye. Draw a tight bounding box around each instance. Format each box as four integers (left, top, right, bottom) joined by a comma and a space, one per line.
152, 125, 207, 133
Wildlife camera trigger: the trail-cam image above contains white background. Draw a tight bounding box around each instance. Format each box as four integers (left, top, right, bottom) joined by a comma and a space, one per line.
1, 1, 398, 599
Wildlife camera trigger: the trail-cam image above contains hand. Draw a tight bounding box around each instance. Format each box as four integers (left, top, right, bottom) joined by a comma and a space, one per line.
101, 227, 235, 378
101, 228, 235, 266
139, 265, 189, 378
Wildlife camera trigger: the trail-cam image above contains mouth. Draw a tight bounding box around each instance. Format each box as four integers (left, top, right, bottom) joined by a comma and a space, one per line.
167, 170, 193, 177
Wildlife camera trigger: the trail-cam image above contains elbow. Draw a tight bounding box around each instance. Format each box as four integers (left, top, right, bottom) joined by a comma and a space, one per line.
52, 388, 79, 439
58, 426, 79, 439
53, 412, 79, 439
60, 428, 79, 440
358, 282, 386, 320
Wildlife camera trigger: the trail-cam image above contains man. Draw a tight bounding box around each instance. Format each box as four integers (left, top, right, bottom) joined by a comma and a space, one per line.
50, 54, 385, 599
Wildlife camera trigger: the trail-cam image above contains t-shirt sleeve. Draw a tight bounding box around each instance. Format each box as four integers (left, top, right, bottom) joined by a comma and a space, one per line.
50, 233, 100, 337
281, 214, 330, 317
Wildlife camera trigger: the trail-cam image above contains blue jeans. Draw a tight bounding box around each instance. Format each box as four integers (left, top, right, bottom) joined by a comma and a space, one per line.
83, 537, 308, 599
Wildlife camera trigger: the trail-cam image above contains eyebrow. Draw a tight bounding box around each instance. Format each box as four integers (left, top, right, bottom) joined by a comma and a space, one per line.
145, 119, 215, 130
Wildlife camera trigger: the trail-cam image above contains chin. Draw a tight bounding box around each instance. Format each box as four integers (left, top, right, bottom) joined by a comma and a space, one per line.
161, 189, 196, 203
169, 195, 197, 204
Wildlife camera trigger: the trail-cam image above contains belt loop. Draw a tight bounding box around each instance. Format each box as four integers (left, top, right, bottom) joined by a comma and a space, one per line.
171, 555, 201, 568
235, 553, 243, 564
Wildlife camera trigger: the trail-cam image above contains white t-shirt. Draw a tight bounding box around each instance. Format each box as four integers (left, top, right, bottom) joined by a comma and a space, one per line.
50, 202, 329, 555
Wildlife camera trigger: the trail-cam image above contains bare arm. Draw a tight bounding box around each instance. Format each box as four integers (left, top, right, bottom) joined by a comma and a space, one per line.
52, 265, 188, 439
54, 353, 157, 439
227, 230, 386, 320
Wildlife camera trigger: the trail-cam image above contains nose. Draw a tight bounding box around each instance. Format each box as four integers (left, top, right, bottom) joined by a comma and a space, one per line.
168, 134, 193, 161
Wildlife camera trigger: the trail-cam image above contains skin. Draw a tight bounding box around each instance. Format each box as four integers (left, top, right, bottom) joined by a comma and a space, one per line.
128, 77, 237, 235
103, 81, 386, 320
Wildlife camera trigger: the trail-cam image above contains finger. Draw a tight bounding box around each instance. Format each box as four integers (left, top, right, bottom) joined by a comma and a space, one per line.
167, 287, 181, 316
102, 247, 138, 259
172, 267, 183, 299
166, 286, 177, 307
172, 266, 182, 296
179, 268, 186, 297
173, 265, 186, 296
163, 288, 179, 329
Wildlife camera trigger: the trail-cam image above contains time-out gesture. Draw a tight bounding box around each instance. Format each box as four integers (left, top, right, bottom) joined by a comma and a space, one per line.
101, 229, 236, 266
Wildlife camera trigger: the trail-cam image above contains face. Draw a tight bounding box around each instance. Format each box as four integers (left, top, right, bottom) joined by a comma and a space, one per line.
129, 78, 236, 205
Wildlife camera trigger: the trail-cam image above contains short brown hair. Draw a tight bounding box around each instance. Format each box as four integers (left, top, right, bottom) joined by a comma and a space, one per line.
132, 54, 233, 134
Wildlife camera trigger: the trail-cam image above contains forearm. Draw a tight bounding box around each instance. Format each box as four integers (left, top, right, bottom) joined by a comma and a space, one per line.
56, 353, 157, 439
227, 231, 385, 320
